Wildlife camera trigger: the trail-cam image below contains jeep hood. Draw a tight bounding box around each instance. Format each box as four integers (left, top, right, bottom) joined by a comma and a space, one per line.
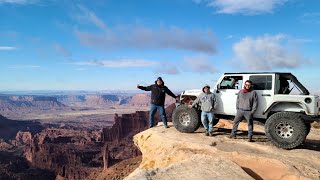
182, 89, 202, 96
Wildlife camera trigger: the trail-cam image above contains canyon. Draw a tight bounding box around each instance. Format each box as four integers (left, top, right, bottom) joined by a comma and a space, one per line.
0, 93, 176, 179
1, 92, 320, 180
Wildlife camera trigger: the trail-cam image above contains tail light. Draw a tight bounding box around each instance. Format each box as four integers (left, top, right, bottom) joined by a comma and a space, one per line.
184, 98, 191, 104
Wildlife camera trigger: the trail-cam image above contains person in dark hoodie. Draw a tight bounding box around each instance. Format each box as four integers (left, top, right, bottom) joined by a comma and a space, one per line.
137, 77, 178, 128
229, 80, 258, 142
188, 84, 217, 136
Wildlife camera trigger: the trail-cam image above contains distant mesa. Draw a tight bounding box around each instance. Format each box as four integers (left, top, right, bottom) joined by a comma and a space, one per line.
0, 95, 67, 111
0, 93, 176, 110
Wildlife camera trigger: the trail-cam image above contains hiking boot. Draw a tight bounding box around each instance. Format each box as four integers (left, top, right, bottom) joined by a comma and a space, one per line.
228, 134, 236, 139
205, 130, 209, 136
248, 135, 254, 142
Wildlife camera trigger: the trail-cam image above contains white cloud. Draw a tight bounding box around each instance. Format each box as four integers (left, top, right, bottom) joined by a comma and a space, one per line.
53, 44, 71, 57
75, 26, 216, 54
9, 65, 40, 69
299, 12, 320, 24
0, 0, 39, 5
232, 34, 308, 70
226, 35, 234, 39
183, 55, 216, 73
195, 0, 287, 15
154, 63, 180, 75
0, 46, 17, 50
74, 6, 216, 54
73, 59, 159, 68
76, 5, 108, 31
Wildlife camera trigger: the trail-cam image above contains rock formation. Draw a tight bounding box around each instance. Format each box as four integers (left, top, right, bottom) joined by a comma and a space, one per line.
24, 128, 103, 180
0, 114, 43, 140
0, 102, 176, 179
102, 103, 175, 143
126, 120, 320, 180
0, 151, 55, 180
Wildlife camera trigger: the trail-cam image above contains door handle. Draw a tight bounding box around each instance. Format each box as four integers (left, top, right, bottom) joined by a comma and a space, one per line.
262, 94, 271, 96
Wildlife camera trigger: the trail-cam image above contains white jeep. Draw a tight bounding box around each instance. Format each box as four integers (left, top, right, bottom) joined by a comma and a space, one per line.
172, 72, 320, 149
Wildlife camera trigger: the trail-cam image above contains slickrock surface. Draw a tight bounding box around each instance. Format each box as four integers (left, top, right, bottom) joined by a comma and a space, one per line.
126, 120, 320, 180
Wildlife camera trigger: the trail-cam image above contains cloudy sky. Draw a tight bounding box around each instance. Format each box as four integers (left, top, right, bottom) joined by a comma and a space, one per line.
0, 0, 319, 92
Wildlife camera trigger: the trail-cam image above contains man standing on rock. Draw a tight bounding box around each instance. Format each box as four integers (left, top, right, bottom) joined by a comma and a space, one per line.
137, 77, 179, 128
229, 80, 258, 142
188, 84, 217, 136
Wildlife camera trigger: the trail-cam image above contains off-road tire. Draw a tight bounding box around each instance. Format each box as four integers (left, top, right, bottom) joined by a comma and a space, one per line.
265, 112, 307, 149
172, 105, 201, 133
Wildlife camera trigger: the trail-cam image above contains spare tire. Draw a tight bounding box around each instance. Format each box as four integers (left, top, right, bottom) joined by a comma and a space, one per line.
265, 112, 307, 149
172, 105, 201, 133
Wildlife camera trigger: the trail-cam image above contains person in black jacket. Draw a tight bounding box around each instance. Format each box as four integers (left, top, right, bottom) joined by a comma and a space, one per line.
137, 77, 178, 128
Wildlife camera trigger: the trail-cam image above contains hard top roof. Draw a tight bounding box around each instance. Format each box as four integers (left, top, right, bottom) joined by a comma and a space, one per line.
224, 72, 292, 75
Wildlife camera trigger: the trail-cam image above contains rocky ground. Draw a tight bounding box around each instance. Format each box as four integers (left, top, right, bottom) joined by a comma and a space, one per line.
126, 120, 320, 180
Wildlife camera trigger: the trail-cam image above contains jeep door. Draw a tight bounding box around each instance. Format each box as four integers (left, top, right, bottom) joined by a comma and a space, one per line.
215, 75, 243, 116
249, 74, 275, 119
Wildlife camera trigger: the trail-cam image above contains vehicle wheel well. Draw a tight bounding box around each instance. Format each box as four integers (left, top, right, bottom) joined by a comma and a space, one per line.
266, 102, 306, 116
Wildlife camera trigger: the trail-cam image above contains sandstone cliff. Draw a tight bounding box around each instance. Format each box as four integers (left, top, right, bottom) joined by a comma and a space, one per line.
126, 120, 320, 180
0, 114, 43, 140
24, 128, 103, 180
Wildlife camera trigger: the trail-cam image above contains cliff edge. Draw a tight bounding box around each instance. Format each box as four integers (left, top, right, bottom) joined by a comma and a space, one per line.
126, 120, 320, 180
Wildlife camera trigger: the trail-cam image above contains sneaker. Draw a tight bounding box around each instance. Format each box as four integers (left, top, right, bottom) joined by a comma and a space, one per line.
209, 132, 214, 137
228, 134, 236, 139
205, 130, 209, 136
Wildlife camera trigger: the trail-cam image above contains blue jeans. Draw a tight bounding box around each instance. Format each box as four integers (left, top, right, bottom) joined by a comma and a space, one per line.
201, 111, 215, 133
149, 103, 167, 128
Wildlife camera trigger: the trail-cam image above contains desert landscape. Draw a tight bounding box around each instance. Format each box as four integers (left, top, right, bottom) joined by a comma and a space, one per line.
1, 0, 320, 179
0, 92, 176, 179
0, 91, 319, 179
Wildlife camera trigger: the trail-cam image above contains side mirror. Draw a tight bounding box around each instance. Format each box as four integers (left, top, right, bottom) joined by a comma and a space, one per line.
216, 84, 220, 93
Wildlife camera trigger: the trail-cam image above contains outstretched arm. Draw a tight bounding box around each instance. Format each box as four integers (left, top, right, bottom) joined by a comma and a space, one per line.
188, 95, 201, 108
137, 84, 152, 91
165, 87, 177, 99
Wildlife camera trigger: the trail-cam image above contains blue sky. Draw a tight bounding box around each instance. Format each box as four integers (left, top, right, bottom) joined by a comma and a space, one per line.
0, 0, 319, 93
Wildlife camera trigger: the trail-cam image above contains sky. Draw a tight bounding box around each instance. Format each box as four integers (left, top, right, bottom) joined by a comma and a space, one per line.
0, 0, 319, 93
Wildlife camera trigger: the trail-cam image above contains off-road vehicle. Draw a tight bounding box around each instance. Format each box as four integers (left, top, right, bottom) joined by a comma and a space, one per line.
172, 72, 320, 149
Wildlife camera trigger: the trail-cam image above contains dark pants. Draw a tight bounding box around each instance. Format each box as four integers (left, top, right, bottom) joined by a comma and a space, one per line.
231, 109, 254, 136
149, 103, 167, 128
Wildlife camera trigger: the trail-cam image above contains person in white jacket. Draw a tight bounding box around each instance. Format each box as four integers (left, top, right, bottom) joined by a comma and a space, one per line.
188, 84, 217, 136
